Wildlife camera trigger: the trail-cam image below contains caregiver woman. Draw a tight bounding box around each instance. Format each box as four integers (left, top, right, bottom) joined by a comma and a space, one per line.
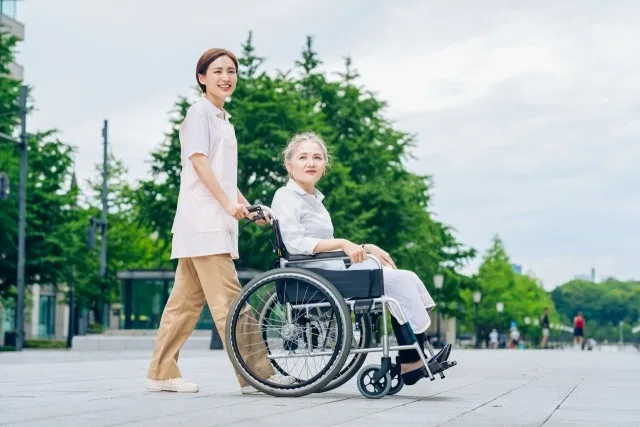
145, 48, 294, 394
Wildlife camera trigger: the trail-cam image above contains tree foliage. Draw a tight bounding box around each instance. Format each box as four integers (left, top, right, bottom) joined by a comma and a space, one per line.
552, 278, 640, 342
461, 236, 556, 342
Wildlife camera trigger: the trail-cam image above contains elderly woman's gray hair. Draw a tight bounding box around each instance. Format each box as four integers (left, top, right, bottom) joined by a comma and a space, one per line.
282, 132, 331, 168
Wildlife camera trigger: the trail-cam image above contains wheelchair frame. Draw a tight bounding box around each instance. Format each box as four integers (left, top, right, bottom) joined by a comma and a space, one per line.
280, 254, 439, 382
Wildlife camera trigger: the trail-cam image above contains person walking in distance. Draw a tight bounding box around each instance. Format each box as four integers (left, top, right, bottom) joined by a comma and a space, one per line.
573, 311, 585, 348
540, 307, 550, 349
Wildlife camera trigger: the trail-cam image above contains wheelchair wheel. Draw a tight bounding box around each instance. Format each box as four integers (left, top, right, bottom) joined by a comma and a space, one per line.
357, 364, 391, 399
318, 312, 372, 393
387, 367, 404, 395
226, 268, 353, 397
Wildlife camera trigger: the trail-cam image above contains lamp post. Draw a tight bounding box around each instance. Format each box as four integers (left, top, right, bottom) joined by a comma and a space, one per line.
0, 86, 28, 351
434, 274, 444, 347
496, 302, 504, 346
473, 290, 482, 349
619, 321, 624, 348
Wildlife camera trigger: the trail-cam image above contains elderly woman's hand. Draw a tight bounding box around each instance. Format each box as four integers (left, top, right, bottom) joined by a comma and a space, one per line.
364, 244, 397, 269
341, 240, 368, 264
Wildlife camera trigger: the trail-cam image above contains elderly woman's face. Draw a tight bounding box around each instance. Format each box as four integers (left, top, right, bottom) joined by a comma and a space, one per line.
287, 140, 326, 187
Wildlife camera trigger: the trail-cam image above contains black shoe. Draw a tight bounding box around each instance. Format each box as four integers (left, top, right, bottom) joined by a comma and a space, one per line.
400, 366, 428, 386
437, 344, 452, 363
430, 344, 450, 363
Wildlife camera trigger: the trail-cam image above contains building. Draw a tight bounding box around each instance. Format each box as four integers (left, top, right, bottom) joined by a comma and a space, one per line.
114, 269, 261, 332
1, 284, 68, 346
0, 0, 24, 80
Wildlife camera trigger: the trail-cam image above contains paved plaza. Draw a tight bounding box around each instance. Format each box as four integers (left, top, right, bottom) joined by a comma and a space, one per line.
1, 347, 639, 426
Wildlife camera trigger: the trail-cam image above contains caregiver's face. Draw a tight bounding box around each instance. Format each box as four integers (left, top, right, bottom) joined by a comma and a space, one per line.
198, 55, 237, 100
287, 140, 326, 188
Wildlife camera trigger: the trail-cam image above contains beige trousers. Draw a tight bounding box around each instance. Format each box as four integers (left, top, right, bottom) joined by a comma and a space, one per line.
147, 254, 274, 387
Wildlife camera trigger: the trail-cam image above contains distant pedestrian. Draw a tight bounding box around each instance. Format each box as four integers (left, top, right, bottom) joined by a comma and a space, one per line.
573, 311, 585, 347
509, 324, 520, 349
489, 329, 498, 349
540, 307, 550, 348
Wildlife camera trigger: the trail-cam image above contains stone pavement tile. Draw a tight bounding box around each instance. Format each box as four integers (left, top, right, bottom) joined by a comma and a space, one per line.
1, 393, 261, 427
441, 372, 586, 426
227, 393, 425, 427
334, 377, 536, 426
113, 394, 350, 427
559, 366, 640, 412
1, 348, 639, 427
544, 408, 640, 427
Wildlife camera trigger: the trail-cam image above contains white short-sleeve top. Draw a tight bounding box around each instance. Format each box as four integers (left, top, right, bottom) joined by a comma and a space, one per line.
170, 97, 239, 259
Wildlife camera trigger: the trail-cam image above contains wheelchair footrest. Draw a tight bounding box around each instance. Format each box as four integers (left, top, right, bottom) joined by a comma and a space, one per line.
427, 359, 457, 376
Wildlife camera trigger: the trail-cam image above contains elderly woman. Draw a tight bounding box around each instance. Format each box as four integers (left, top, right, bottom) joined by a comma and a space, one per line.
271, 132, 450, 386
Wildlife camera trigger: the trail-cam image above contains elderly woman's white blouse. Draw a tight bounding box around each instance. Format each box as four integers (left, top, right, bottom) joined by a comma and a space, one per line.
271, 179, 343, 270
170, 97, 239, 259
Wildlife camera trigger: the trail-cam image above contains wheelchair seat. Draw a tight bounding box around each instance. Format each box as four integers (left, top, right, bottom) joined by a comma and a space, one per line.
269, 218, 384, 303
277, 267, 384, 305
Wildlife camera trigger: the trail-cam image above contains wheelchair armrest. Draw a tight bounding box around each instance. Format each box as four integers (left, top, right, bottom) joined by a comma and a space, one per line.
286, 251, 349, 263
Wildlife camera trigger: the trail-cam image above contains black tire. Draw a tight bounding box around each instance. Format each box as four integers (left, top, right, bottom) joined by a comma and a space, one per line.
226, 268, 353, 397
319, 313, 372, 393
357, 364, 391, 399
387, 369, 404, 395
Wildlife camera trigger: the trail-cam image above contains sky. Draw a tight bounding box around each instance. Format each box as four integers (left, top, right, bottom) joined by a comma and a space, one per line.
13, 0, 640, 289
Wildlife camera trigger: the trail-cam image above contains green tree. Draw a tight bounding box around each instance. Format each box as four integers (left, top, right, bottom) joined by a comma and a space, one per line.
467, 235, 556, 345
0, 130, 79, 297
78, 155, 161, 324
552, 278, 640, 343
0, 31, 22, 305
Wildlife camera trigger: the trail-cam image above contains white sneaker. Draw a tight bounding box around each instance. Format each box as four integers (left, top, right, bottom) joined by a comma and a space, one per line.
241, 385, 261, 395
145, 377, 199, 393
268, 374, 296, 386
240, 375, 296, 394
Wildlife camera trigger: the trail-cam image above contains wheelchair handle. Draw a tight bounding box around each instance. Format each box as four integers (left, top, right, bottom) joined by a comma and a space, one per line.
246, 204, 276, 220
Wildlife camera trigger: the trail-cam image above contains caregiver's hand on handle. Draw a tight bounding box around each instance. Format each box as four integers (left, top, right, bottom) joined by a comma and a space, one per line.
245, 204, 271, 225
225, 200, 249, 220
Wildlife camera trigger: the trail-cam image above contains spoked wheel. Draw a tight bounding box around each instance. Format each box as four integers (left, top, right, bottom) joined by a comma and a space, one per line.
319, 312, 372, 393
226, 268, 352, 397
357, 364, 391, 399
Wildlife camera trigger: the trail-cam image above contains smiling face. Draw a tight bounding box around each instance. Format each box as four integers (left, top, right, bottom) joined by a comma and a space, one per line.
197, 54, 237, 104
286, 139, 327, 191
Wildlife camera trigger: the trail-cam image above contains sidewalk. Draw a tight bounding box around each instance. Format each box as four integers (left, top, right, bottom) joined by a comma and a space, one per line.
1, 348, 639, 426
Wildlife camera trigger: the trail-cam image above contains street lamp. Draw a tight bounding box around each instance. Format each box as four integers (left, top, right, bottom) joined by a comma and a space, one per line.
473, 290, 482, 348
496, 302, 504, 343
524, 316, 531, 325
434, 274, 444, 347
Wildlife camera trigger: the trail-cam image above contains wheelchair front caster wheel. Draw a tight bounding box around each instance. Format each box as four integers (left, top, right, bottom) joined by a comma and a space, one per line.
357, 364, 391, 399
387, 370, 404, 396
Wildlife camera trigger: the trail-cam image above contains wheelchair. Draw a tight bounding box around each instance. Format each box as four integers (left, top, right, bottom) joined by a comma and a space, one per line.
225, 205, 457, 398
